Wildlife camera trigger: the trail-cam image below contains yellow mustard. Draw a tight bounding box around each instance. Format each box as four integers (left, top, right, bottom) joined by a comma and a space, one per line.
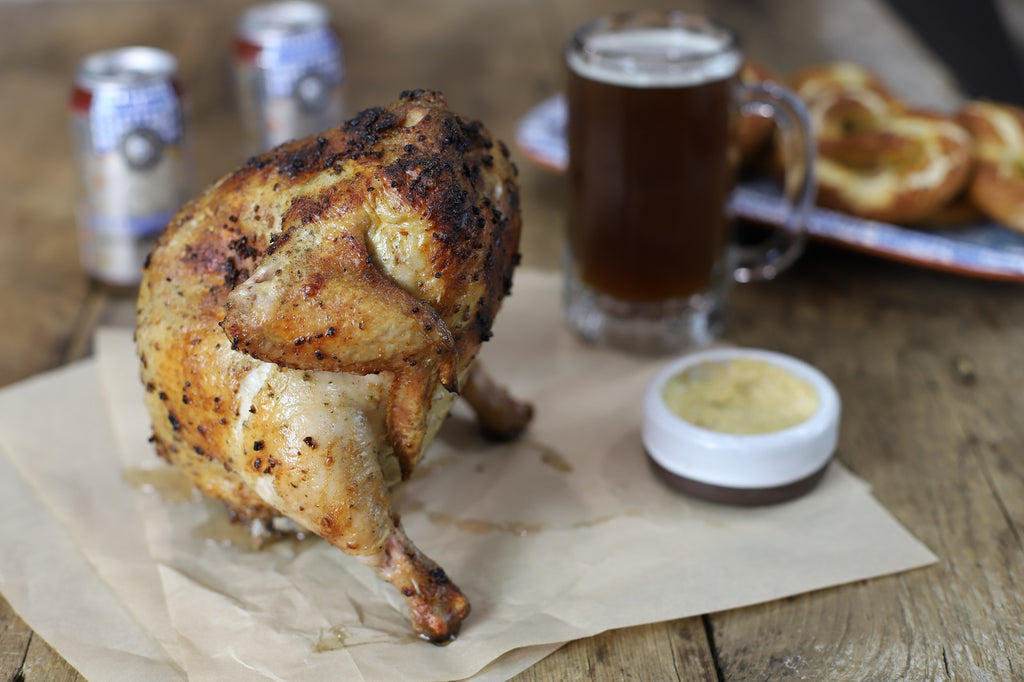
662, 358, 819, 434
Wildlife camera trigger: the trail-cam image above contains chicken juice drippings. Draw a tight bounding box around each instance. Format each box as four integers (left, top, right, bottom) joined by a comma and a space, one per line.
566, 69, 739, 302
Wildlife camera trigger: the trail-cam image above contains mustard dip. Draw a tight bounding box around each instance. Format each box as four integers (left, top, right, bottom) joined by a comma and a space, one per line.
661, 358, 819, 434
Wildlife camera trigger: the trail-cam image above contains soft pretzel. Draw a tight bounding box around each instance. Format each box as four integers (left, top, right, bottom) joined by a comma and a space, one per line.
916, 191, 986, 228
791, 62, 896, 108
956, 100, 1024, 233
792, 62, 973, 224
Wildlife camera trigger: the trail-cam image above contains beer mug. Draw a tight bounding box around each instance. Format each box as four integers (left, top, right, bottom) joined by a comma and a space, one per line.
564, 10, 814, 354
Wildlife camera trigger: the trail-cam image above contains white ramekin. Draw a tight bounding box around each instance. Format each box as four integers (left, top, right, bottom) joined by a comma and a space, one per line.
642, 347, 841, 505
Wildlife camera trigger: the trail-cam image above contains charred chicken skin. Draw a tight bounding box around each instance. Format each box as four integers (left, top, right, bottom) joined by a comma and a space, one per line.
135, 90, 530, 643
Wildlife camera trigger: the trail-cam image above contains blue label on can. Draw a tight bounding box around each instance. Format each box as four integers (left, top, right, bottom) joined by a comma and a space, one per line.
87, 207, 176, 237
259, 29, 344, 100
90, 81, 183, 153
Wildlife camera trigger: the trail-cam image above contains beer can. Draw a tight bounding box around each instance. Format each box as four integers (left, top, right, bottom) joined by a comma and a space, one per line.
233, 1, 347, 156
70, 46, 190, 286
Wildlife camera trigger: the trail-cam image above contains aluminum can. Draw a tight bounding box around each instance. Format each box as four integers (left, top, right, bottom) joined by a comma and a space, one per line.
70, 46, 190, 286
233, 1, 346, 155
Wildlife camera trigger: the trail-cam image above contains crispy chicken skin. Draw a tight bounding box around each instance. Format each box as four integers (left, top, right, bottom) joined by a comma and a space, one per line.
135, 90, 529, 643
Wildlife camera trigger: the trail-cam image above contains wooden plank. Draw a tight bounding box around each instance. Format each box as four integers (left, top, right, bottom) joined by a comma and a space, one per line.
0, 595, 31, 681
710, 249, 1024, 678
514, 619, 719, 681
0, 596, 82, 681
20, 636, 84, 682
0, 58, 90, 386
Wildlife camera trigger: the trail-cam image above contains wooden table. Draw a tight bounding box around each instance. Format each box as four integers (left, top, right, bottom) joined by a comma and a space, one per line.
2, 1, 1022, 679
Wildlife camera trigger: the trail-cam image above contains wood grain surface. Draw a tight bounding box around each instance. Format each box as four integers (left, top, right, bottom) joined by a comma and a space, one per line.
1, 1, 1021, 680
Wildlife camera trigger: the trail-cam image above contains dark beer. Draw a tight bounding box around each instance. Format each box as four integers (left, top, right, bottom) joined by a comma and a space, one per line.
563, 13, 810, 353
566, 26, 741, 304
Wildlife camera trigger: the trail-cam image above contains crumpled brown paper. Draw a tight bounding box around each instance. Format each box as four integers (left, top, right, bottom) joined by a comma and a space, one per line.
0, 269, 936, 681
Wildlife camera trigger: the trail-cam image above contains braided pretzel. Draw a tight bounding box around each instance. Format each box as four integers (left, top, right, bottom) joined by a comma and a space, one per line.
792, 62, 973, 224
956, 100, 1024, 234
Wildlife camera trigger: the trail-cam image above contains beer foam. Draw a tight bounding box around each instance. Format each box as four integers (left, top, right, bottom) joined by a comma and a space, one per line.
569, 27, 741, 88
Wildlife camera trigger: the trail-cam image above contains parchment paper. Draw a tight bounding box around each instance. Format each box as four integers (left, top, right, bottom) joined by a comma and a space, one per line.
0, 269, 936, 681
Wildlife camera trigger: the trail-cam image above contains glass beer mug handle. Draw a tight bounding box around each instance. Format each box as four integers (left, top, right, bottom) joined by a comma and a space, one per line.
732, 81, 816, 283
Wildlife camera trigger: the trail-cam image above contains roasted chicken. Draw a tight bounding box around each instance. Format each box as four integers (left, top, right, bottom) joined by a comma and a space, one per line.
135, 90, 530, 643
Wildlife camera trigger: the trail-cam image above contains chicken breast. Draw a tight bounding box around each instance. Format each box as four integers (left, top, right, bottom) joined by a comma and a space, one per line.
135, 90, 528, 642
